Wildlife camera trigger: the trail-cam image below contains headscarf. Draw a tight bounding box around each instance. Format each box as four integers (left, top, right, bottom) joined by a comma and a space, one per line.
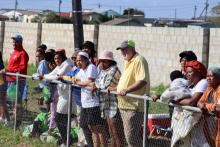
185, 60, 207, 78
208, 66, 220, 80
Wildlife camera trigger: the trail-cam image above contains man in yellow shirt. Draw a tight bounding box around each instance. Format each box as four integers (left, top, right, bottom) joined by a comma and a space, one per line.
116, 40, 150, 147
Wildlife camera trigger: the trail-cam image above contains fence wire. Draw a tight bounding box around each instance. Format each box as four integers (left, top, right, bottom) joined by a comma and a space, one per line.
0, 72, 217, 147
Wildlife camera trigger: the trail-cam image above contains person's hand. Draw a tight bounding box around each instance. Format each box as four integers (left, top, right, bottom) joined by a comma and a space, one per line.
90, 85, 97, 93
197, 102, 205, 109
151, 95, 159, 102
107, 86, 116, 94
57, 75, 63, 81
38, 75, 44, 80
0, 69, 6, 74
170, 99, 181, 105
118, 89, 128, 96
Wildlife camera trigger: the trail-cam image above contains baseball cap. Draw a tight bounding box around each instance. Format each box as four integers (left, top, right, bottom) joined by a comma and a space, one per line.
116, 40, 135, 50
179, 51, 197, 62
11, 34, 23, 42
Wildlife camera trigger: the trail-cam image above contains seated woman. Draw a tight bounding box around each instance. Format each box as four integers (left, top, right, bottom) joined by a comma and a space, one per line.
198, 66, 220, 147
171, 60, 209, 147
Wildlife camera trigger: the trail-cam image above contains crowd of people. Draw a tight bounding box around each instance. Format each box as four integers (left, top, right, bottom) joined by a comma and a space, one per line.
0, 34, 220, 147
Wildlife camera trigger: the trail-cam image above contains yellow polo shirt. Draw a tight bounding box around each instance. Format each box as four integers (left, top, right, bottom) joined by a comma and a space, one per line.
117, 53, 150, 112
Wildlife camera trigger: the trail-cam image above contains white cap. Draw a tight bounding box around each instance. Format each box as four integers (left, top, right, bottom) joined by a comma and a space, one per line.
78, 51, 89, 59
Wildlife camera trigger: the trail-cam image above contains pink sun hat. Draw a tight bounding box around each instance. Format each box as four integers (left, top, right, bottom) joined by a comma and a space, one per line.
99, 50, 116, 62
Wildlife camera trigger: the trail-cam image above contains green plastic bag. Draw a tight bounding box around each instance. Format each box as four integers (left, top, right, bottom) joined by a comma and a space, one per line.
35, 112, 49, 132
71, 127, 79, 139
43, 86, 51, 102
22, 124, 33, 137
7, 83, 21, 101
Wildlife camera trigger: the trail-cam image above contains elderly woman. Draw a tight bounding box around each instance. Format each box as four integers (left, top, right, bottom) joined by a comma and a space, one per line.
74, 51, 106, 147
171, 60, 209, 147
95, 50, 124, 147
198, 66, 220, 147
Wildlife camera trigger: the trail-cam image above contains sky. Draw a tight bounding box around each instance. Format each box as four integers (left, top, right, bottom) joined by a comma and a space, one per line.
0, 0, 220, 19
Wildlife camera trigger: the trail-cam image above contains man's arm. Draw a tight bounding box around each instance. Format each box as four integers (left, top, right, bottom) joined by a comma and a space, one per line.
118, 80, 147, 96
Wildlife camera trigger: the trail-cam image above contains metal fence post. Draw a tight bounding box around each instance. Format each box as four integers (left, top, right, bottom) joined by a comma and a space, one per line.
67, 84, 72, 147
13, 72, 19, 135
143, 98, 149, 147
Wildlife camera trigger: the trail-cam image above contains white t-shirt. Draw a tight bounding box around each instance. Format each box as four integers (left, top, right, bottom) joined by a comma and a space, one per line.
191, 79, 208, 95
76, 63, 99, 108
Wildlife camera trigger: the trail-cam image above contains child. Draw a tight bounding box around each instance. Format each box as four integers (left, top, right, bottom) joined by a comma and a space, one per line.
32, 46, 50, 92
152, 70, 190, 103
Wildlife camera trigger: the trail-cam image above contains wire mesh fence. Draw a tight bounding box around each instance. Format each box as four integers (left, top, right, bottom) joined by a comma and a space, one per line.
0, 72, 218, 147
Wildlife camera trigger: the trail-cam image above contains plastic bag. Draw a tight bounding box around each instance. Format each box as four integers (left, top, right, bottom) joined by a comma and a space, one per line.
7, 83, 21, 101
43, 86, 51, 102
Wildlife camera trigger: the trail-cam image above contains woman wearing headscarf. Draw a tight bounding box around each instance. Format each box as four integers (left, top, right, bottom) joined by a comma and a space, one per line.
171, 60, 209, 147
172, 60, 208, 106
198, 66, 220, 147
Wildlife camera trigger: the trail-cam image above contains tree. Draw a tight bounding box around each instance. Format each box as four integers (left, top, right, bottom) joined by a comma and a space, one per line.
208, 17, 220, 27
99, 14, 113, 23
211, 3, 220, 15
123, 8, 145, 16
209, 3, 220, 27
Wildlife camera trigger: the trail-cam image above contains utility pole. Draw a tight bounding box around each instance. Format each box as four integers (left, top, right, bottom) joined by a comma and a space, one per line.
98, 3, 101, 8
59, 0, 62, 23
194, 5, 197, 19
175, 8, 177, 19
13, 0, 18, 21
205, 0, 209, 21
199, 0, 209, 21
72, 0, 84, 49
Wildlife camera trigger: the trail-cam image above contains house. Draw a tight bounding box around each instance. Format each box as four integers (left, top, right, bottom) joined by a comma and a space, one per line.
101, 18, 144, 26
82, 12, 102, 23
56, 12, 72, 18
1, 9, 39, 22
100, 9, 121, 18
0, 15, 9, 21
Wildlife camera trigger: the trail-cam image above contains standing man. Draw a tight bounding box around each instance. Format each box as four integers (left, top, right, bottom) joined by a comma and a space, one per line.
0, 34, 29, 126
116, 40, 150, 147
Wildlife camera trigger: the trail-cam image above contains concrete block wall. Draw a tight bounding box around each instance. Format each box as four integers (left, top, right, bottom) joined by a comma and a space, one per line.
0, 21, 216, 86
0, 21, 4, 53
41, 24, 97, 58
209, 28, 220, 67
3, 22, 39, 63
98, 25, 205, 86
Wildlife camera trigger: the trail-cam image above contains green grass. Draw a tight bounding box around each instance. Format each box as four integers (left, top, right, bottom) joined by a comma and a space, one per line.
1, 64, 170, 146
149, 84, 169, 114
0, 124, 56, 147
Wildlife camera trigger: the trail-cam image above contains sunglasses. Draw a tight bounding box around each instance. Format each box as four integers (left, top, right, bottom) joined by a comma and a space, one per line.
71, 56, 76, 60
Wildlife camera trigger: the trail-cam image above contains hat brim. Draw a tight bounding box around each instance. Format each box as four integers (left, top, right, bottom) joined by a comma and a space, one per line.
99, 58, 116, 64
116, 47, 124, 50
179, 52, 188, 58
